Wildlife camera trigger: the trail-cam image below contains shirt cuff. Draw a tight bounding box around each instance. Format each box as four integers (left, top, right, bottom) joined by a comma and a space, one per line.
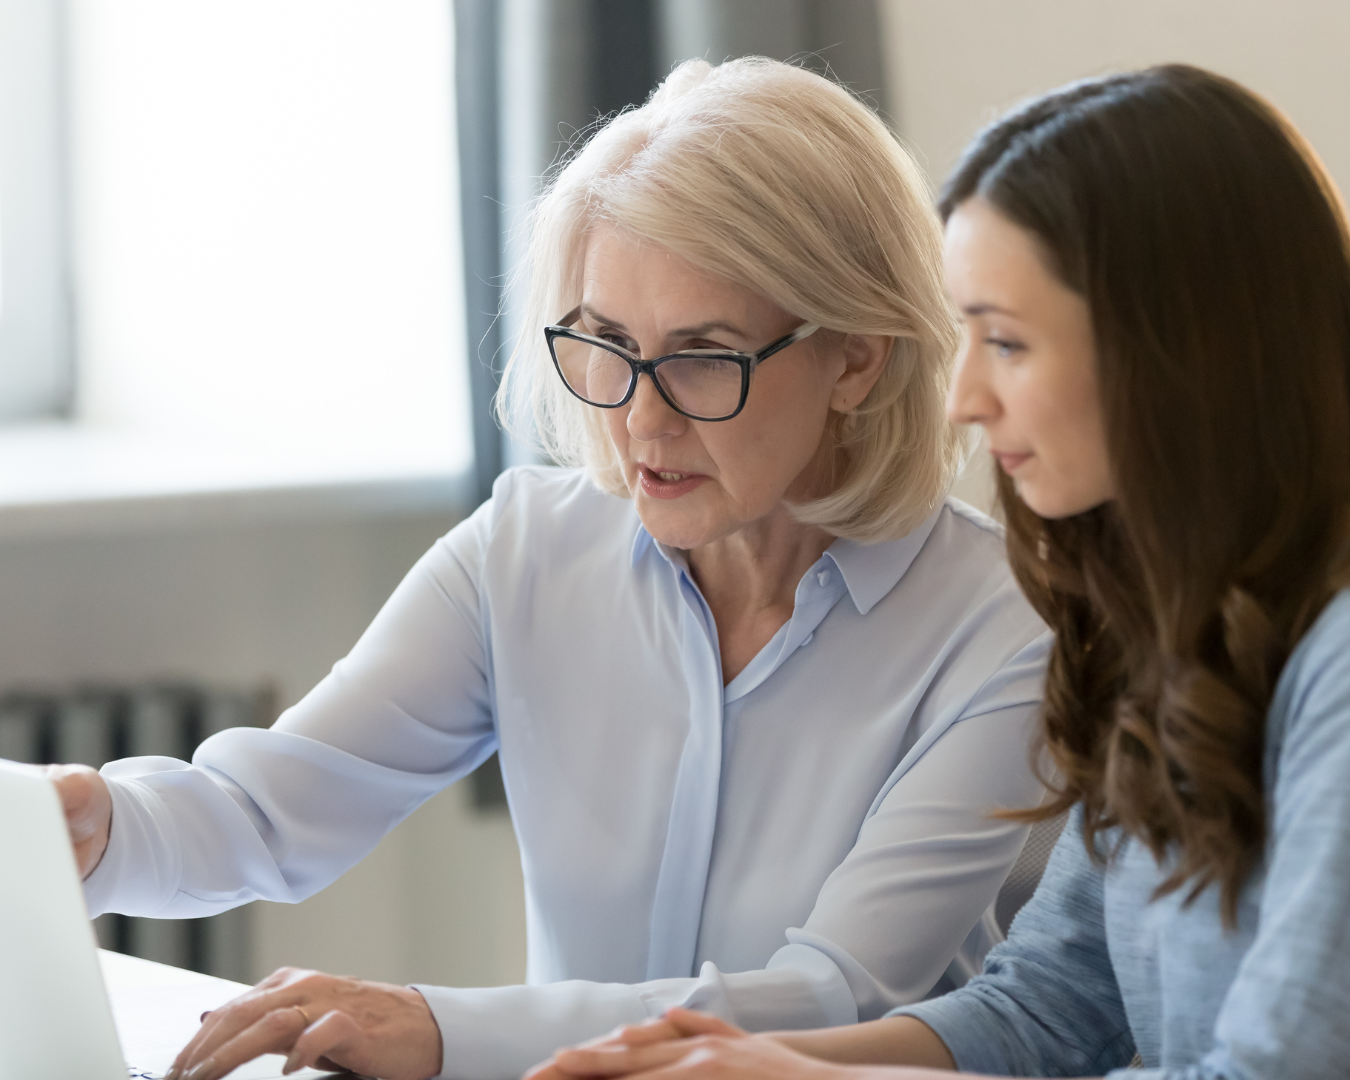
411, 980, 649, 1080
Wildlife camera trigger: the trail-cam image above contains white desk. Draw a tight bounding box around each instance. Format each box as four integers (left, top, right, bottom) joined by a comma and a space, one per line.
99, 950, 337, 1080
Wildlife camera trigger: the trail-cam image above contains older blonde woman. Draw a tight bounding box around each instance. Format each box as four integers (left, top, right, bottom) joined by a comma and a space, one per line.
52, 58, 1047, 1080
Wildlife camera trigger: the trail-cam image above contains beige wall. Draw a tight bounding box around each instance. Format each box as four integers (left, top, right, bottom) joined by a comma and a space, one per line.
880, 0, 1350, 513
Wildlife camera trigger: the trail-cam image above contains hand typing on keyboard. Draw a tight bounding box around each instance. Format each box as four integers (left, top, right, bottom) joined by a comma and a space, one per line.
162, 966, 441, 1080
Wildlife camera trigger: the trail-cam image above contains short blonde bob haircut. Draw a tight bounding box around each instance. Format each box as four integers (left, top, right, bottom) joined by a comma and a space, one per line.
497, 56, 962, 542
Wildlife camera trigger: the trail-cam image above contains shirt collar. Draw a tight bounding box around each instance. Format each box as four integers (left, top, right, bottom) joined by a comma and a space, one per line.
822, 502, 945, 615
630, 501, 946, 612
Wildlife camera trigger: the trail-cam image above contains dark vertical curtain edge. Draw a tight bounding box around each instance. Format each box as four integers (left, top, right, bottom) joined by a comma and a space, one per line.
454, 0, 505, 508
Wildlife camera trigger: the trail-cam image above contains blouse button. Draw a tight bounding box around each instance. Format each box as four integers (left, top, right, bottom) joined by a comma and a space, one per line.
800, 632, 814, 648
816, 569, 831, 587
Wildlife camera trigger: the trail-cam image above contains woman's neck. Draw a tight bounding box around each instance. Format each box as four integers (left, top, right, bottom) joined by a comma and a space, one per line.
686, 508, 836, 684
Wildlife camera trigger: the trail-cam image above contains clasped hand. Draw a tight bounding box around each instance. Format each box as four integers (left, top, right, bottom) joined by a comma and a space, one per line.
162, 966, 442, 1080
525, 1008, 839, 1080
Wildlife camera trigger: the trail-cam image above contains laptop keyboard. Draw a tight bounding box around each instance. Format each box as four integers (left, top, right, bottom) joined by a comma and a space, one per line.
127, 1067, 167, 1079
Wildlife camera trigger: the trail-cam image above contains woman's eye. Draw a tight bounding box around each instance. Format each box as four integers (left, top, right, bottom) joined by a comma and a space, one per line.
600, 332, 636, 352
984, 336, 1025, 358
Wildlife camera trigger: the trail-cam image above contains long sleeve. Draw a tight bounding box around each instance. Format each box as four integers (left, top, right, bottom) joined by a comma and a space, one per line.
1114, 594, 1350, 1080
84, 497, 501, 918
416, 652, 1049, 1080
900, 592, 1350, 1080
893, 805, 1137, 1077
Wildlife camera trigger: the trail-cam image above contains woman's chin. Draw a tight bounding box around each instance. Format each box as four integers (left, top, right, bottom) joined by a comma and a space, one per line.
639, 516, 714, 551
635, 498, 724, 552
1016, 478, 1113, 520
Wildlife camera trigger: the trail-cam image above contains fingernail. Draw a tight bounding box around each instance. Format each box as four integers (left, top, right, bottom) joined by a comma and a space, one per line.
185, 1058, 218, 1080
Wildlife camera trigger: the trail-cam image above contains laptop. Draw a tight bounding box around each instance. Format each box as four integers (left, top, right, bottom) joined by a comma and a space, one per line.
0, 759, 338, 1079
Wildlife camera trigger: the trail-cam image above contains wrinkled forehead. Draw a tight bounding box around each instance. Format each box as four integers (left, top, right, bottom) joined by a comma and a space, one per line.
577, 225, 784, 341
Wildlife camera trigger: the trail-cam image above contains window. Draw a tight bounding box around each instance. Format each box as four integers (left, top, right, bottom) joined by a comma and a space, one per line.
4, 0, 473, 506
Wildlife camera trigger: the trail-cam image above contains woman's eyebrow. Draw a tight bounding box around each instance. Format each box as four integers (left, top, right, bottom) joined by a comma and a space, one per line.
963, 302, 1021, 318
666, 320, 747, 339
579, 307, 748, 341
579, 304, 627, 331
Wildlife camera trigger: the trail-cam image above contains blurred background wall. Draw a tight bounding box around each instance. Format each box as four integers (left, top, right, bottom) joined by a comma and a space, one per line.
883, 0, 1350, 512
0, 507, 528, 988
1, 0, 1347, 991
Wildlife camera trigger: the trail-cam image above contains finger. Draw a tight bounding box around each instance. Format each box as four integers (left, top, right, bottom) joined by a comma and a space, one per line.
573, 1018, 685, 1053
184, 1006, 308, 1080
169, 972, 320, 1077
45, 765, 112, 868
661, 1009, 745, 1039
283, 1009, 361, 1075
526, 1018, 680, 1079
47, 765, 78, 810
553, 1038, 703, 1077
169, 989, 293, 1078
49, 766, 94, 820
169, 997, 254, 1076
614, 1018, 686, 1048
613, 1045, 725, 1080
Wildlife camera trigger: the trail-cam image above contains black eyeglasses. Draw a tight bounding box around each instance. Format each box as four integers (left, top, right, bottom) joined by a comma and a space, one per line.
544, 306, 822, 422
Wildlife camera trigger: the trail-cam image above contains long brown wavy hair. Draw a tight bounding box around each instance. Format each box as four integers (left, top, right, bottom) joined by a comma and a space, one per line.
942, 66, 1350, 923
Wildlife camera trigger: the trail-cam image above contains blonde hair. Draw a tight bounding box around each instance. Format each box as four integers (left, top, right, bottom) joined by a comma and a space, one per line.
496, 56, 962, 542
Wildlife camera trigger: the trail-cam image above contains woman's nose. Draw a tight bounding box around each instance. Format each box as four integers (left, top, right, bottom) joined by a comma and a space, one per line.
947, 342, 1000, 428
626, 373, 687, 441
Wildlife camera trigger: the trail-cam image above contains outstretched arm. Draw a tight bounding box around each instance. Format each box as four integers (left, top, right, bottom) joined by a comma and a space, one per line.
80, 501, 501, 921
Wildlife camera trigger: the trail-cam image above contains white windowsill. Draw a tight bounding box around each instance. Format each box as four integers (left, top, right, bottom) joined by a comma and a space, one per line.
0, 422, 476, 538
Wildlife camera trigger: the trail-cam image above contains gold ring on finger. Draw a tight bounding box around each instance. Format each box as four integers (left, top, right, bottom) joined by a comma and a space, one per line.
292, 1004, 312, 1027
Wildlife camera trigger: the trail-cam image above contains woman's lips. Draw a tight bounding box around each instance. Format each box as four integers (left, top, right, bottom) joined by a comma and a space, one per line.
637, 465, 708, 499
992, 450, 1033, 474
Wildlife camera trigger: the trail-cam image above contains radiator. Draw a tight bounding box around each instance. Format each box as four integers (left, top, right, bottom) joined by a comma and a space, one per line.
0, 682, 274, 983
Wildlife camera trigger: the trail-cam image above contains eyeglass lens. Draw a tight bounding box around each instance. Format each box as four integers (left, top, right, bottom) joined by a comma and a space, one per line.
552, 336, 745, 419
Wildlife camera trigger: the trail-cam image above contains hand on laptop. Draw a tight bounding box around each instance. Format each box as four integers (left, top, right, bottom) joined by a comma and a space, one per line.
45, 764, 113, 879
163, 965, 442, 1080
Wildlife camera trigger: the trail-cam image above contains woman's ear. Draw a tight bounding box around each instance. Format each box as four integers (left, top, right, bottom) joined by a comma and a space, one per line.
829, 334, 892, 412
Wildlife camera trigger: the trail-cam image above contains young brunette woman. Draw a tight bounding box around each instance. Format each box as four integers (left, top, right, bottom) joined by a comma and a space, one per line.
531, 63, 1350, 1080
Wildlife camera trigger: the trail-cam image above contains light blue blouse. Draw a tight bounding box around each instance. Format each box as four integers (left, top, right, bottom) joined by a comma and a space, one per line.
85, 467, 1048, 1080
897, 589, 1350, 1080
